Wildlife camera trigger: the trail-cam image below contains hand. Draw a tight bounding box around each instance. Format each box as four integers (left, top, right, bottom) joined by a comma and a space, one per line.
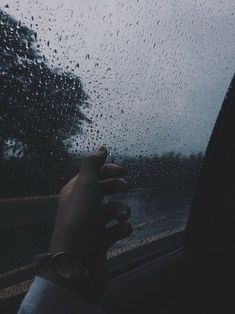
44, 146, 133, 299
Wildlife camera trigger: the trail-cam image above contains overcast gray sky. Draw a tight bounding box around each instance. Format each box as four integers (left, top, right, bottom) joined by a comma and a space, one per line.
2, 0, 235, 156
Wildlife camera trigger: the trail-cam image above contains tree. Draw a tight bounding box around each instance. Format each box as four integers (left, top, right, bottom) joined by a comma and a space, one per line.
0, 10, 89, 196
0, 10, 89, 161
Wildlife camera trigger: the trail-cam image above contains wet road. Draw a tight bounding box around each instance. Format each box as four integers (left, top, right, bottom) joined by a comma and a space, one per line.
107, 187, 193, 257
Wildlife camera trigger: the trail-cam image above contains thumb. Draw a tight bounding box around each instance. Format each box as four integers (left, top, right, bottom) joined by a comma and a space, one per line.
80, 146, 108, 176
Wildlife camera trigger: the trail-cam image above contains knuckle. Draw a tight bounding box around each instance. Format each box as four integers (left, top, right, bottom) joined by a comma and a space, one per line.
60, 183, 69, 195
84, 154, 96, 164
83, 154, 100, 169
80, 176, 98, 189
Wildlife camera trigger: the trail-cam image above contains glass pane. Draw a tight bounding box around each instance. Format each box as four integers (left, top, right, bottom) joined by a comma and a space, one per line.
0, 0, 234, 265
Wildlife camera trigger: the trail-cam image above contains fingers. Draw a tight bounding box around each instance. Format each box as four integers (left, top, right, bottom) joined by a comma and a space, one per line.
104, 222, 133, 250
99, 178, 129, 196
99, 164, 127, 180
80, 146, 108, 176
103, 201, 131, 224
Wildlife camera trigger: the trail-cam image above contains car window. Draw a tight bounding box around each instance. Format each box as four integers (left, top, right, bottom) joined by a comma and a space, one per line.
0, 0, 234, 263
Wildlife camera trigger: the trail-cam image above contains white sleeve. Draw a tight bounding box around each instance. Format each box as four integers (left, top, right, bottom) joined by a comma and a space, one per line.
17, 276, 105, 314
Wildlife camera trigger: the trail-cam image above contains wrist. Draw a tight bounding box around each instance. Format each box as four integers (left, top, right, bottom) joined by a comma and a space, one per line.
40, 266, 81, 294
35, 252, 103, 303
39, 267, 101, 303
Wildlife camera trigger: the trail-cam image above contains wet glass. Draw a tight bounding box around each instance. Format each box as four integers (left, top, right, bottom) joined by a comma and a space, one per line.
0, 0, 234, 260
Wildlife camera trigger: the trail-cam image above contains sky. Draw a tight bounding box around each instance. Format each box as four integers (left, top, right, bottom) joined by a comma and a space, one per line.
1, 0, 235, 156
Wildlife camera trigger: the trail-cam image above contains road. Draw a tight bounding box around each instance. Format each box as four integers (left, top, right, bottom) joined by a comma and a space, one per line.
107, 187, 193, 257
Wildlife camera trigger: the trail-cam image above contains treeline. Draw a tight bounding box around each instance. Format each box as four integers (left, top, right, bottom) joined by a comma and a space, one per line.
1, 156, 81, 198
0, 152, 204, 198
122, 152, 204, 190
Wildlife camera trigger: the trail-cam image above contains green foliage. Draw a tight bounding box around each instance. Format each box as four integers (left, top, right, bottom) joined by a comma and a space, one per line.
0, 10, 90, 196
0, 10, 89, 161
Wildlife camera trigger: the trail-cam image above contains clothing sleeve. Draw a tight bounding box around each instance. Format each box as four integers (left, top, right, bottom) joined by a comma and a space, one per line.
17, 276, 104, 314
